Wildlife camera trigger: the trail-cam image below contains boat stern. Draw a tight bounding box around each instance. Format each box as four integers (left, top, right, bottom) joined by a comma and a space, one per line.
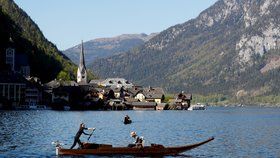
52, 141, 64, 156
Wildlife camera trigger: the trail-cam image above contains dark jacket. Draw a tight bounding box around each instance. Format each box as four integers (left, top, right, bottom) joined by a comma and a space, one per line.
134, 136, 142, 144
75, 127, 89, 139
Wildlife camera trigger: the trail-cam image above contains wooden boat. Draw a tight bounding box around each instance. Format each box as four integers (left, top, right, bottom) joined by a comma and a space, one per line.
124, 119, 132, 124
56, 137, 214, 156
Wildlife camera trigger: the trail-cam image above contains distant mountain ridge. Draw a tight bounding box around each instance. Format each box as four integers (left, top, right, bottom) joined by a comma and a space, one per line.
63, 33, 157, 66
92, 0, 280, 97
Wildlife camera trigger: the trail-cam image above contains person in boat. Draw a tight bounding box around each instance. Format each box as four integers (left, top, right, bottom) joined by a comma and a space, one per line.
124, 115, 131, 124
128, 131, 143, 148
70, 123, 91, 149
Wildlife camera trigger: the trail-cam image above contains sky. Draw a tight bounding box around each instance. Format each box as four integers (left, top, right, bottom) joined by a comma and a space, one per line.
14, 0, 217, 51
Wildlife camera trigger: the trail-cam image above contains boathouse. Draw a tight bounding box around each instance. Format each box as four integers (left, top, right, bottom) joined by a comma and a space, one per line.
131, 102, 157, 110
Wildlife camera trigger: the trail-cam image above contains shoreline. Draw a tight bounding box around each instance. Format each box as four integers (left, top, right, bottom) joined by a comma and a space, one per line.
207, 103, 280, 108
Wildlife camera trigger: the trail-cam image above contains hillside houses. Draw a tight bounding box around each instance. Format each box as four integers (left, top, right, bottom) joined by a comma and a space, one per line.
44, 77, 166, 110
0, 39, 191, 111
0, 71, 191, 111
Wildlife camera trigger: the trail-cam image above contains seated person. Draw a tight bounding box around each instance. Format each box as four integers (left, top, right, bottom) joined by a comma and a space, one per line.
124, 115, 131, 124
128, 131, 143, 148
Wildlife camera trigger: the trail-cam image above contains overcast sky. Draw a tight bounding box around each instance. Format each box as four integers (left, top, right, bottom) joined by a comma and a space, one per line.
14, 0, 217, 50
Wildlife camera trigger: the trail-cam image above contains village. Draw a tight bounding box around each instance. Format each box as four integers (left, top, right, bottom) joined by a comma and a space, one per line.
0, 41, 195, 111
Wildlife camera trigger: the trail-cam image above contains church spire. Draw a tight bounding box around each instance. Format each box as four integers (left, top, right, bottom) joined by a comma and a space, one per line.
79, 40, 85, 68
77, 40, 87, 84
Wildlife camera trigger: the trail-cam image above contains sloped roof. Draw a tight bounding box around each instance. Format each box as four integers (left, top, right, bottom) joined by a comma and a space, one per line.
126, 86, 143, 96
101, 78, 134, 88
125, 98, 139, 102
144, 87, 164, 94
176, 93, 192, 100
44, 79, 78, 89
89, 79, 104, 84
141, 87, 165, 99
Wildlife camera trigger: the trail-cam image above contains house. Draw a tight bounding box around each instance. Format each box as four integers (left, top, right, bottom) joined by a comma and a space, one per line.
51, 85, 82, 109
123, 98, 139, 110
0, 72, 44, 109
106, 99, 125, 110
24, 77, 43, 106
0, 72, 26, 108
135, 87, 165, 103
175, 92, 192, 109
131, 102, 157, 110
52, 86, 72, 103
109, 87, 125, 99
134, 91, 146, 102
126, 86, 143, 99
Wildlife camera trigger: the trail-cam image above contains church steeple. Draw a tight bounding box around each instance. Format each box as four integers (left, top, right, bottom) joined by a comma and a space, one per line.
79, 41, 86, 68
77, 41, 87, 84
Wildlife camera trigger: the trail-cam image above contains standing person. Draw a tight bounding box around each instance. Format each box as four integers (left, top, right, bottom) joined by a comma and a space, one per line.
70, 123, 91, 149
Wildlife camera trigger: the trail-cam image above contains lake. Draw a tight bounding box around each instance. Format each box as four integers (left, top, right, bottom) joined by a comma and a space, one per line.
0, 106, 280, 157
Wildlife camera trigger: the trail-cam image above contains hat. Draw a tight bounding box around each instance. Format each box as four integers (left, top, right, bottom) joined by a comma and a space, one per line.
130, 131, 136, 137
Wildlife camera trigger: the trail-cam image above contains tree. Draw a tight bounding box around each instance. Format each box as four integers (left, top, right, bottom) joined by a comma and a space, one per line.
57, 71, 71, 81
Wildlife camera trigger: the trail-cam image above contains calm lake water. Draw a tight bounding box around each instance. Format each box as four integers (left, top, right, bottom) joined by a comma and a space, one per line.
0, 106, 280, 158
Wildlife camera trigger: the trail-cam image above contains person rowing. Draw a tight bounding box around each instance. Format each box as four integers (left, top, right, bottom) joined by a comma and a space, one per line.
124, 115, 132, 124
70, 123, 95, 149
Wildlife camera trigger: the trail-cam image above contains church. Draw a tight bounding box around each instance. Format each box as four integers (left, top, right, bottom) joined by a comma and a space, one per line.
77, 41, 87, 84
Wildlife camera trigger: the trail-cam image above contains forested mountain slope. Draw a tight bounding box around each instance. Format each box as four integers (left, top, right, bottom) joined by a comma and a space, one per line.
92, 0, 280, 97
0, 0, 77, 82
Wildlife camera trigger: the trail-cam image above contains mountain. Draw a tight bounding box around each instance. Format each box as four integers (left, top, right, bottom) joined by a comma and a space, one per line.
92, 0, 280, 97
0, 0, 77, 82
63, 33, 157, 66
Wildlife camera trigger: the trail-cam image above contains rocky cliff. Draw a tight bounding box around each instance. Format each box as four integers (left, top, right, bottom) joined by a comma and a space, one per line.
92, 0, 280, 97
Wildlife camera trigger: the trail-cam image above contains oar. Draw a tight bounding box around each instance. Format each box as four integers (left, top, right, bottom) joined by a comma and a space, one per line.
87, 128, 96, 141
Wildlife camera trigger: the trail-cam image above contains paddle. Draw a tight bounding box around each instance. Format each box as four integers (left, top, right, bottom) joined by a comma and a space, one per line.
87, 128, 96, 141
